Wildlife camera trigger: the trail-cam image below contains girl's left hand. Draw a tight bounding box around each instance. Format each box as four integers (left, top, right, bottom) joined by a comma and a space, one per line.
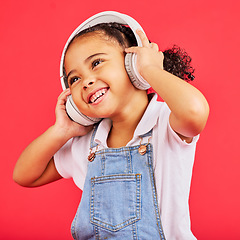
125, 29, 164, 77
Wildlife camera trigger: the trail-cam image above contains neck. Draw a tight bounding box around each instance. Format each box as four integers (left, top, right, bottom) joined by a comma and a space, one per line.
107, 91, 149, 148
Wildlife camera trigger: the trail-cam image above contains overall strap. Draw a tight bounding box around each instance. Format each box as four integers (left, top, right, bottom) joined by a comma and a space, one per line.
90, 125, 153, 149
90, 122, 101, 149
139, 129, 153, 140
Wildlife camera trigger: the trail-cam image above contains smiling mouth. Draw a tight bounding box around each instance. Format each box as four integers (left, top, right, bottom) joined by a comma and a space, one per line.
89, 88, 108, 104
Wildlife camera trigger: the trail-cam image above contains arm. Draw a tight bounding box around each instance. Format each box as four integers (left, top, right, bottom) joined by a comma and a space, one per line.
13, 89, 93, 187
145, 68, 209, 141
126, 30, 209, 142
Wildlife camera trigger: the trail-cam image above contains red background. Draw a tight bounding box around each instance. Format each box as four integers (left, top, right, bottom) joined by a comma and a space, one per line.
1, 0, 240, 239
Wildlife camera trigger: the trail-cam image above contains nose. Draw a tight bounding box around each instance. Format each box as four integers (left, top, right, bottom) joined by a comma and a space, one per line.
82, 75, 96, 90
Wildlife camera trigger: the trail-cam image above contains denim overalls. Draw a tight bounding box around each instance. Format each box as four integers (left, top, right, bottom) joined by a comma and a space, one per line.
71, 125, 166, 240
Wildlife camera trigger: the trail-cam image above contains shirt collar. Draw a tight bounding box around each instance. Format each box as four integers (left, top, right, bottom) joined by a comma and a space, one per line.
134, 93, 160, 137
94, 93, 161, 147
94, 118, 112, 148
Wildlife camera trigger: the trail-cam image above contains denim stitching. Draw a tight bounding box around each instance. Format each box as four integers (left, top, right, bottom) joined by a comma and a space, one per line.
94, 225, 99, 240
91, 174, 138, 182
75, 126, 165, 238
147, 144, 166, 240
101, 154, 105, 176
132, 222, 138, 240
90, 174, 141, 232
90, 218, 140, 232
127, 149, 133, 174
90, 178, 95, 233
136, 174, 141, 221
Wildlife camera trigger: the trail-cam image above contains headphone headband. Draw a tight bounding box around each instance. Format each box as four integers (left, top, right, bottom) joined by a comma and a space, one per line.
60, 11, 145, 90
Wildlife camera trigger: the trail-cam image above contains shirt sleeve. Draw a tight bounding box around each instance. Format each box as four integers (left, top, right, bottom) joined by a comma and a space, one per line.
162, 102, 199, 146
167, 120, 200, 146
54, 139, 74, 179
53, 133, 92, 190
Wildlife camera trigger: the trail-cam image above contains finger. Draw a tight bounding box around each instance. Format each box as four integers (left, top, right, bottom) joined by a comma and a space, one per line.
58, 88, 71, 100
136, 29, 150, 48
149, 42, 159, 51
56, 90, 71, 109
159, 51, 164, 58
125, 46, 139, 53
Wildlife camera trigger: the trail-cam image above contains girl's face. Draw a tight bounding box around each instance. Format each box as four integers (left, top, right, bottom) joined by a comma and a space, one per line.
64, 32, 140, 120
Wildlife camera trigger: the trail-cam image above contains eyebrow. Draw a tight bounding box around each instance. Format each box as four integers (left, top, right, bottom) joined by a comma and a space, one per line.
66, 53, 107, 80
85, 53, 106, 63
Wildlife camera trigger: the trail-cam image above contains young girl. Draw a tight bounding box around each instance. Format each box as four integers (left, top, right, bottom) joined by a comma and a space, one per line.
13, 11, 209, 240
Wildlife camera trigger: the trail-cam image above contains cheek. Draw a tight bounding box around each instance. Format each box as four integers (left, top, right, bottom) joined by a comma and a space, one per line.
106, 62, 131, 84
71, 86, 85, 107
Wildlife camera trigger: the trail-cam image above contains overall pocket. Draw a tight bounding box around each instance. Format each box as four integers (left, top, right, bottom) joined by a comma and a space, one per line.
90, 174, 141, 232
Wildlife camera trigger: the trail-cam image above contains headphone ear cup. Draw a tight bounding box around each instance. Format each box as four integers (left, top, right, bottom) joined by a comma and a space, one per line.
125, 53, 151, 90
66, 95, 102, 126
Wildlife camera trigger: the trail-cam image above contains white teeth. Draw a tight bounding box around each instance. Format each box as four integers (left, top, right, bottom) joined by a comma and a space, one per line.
90, 89, 107, 103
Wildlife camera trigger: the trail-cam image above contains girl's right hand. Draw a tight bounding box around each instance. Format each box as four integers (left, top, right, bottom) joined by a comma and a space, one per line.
54, 89, 93, 139
13, 89, 93, 188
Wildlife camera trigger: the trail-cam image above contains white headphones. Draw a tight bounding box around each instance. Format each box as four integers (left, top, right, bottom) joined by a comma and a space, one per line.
60, 11, 150, 126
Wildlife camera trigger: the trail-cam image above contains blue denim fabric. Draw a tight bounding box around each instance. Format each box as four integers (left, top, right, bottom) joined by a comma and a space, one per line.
71, 126, 165, 240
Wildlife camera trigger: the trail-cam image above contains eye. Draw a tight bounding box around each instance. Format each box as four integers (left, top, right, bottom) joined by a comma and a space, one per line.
92, 58, 104, 69
69, 76, 80, 86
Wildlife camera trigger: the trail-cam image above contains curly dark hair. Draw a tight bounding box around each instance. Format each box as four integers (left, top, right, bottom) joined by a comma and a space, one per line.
163, 45, 195, 81
63, 22, 195, 87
